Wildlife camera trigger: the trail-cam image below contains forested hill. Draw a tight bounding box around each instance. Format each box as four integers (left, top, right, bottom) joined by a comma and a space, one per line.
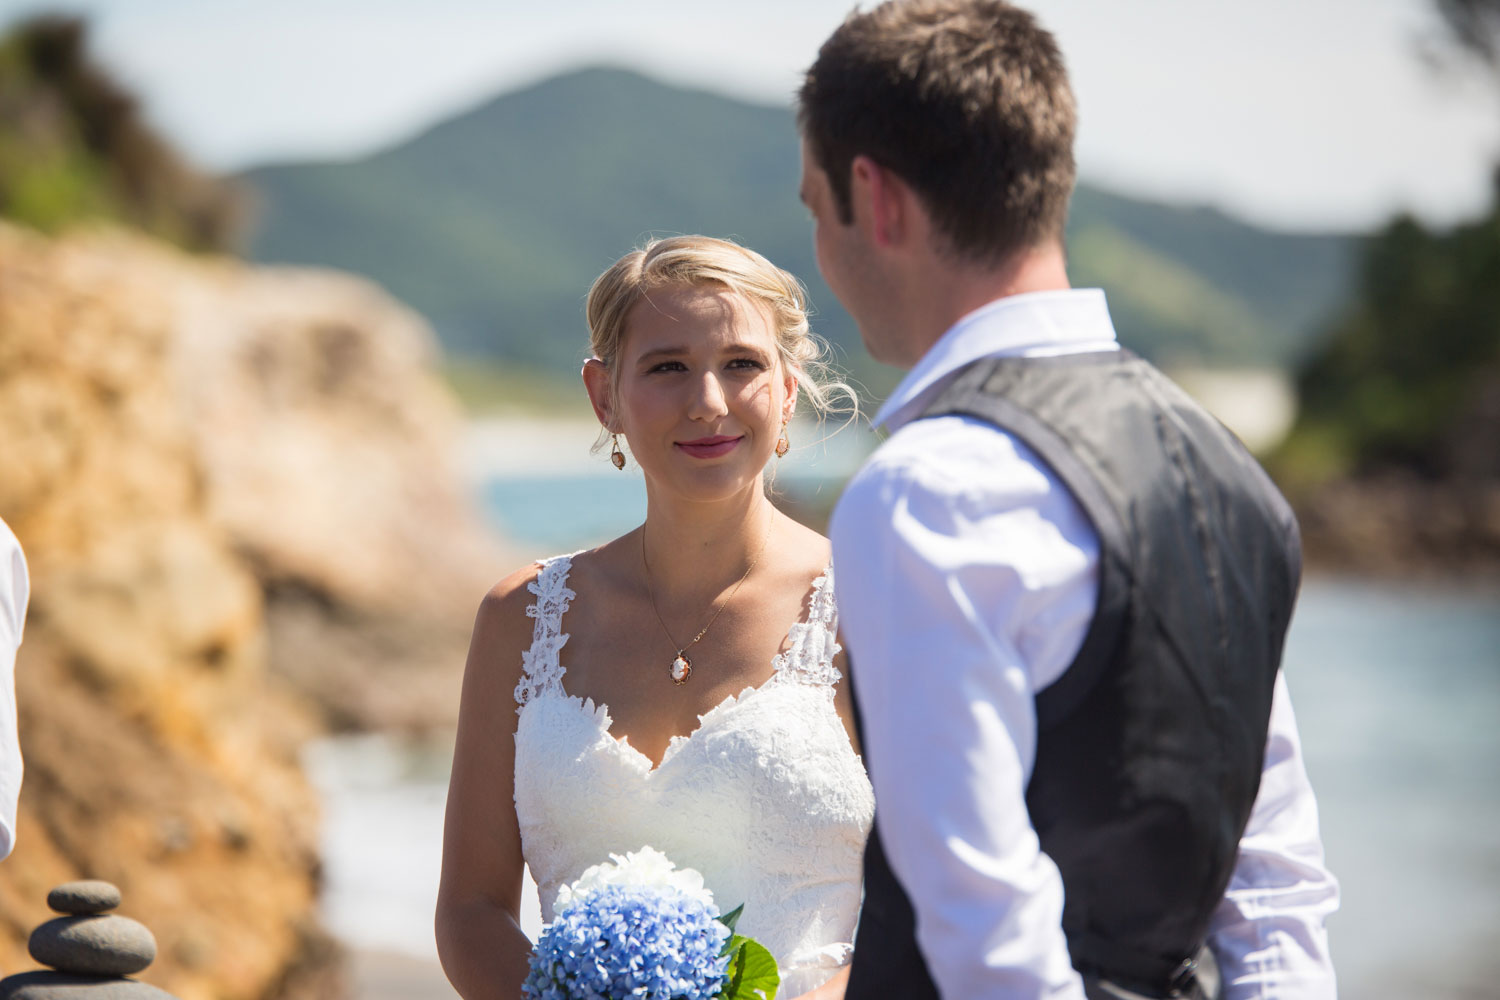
239, 66, 1359, 385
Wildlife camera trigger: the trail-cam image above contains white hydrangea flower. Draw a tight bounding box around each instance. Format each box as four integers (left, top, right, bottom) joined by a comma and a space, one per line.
554, 845, 718, 912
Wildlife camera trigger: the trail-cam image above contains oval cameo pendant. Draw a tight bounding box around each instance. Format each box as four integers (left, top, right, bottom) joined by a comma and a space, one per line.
670, 654, 693, 685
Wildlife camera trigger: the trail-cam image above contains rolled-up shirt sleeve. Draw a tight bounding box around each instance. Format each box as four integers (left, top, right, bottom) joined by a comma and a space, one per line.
0, 519, 28, 861
1208, 673, 1339, 999
831, 416, 1095, 999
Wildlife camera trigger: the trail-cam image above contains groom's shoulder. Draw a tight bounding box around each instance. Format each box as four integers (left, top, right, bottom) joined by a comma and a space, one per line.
860, 414, 1044, 488
838, 414, 1055, 523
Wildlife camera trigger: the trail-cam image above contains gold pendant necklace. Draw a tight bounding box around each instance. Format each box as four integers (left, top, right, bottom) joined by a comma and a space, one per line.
642, 509, 772, 686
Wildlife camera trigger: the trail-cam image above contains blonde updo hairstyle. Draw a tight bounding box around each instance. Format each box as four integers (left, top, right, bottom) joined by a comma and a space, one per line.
585, 236, 858, 449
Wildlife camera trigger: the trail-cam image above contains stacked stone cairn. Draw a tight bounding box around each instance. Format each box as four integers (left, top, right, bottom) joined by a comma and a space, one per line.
0, 882, 177, 999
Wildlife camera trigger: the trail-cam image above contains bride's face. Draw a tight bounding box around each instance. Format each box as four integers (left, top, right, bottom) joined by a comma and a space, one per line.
592, 282, 794, 503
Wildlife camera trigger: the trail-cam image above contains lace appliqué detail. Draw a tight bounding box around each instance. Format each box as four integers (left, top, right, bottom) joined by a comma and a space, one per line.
511, 557, 872, 996
513, 554, 577, 712
769, 564, 842, 688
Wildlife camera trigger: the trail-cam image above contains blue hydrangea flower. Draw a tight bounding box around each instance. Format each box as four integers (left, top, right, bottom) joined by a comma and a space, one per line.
523, 883, 732, 999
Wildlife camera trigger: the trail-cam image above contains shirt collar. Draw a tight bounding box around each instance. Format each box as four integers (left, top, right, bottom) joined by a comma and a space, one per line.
873, 288, 1119, 431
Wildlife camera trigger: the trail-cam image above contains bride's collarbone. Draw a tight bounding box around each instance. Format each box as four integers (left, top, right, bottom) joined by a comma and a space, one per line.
550, 547, 830, 747
557, 614, 785, 740
562, 569, 809, 676
562, 635, 777, 712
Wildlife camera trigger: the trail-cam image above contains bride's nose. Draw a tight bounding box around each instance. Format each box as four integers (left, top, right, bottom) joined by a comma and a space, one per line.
686, 371, 730, 421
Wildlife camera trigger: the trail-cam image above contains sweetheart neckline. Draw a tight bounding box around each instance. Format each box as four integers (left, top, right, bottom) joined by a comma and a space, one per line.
548, 565, 834, 773
539, 676, 789, 774
522, 563, 840, 773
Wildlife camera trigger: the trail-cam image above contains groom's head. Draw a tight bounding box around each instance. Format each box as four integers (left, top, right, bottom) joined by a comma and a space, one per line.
798, 0, 1076, 362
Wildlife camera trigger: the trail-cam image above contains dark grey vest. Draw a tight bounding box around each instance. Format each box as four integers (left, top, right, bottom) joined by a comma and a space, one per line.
845, 350, 1301, 1000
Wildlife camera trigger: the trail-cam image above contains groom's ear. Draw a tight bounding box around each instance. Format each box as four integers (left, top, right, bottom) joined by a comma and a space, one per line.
850, 155, 912, 250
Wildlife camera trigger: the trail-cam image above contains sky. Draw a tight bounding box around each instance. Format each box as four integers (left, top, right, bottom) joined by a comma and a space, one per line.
3, 0, 1498, 233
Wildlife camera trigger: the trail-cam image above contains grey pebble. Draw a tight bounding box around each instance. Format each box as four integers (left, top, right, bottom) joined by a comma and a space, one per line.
28, 917, 157, 977
46, 883, 122, 917
0, 971, 177, 1000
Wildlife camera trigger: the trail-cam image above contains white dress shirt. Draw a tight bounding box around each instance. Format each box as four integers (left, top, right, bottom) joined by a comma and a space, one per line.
831, 289, 1339, 999
0, 517, 28, 861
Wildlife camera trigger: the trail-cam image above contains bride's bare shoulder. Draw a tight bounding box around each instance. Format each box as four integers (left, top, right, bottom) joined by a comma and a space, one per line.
475, 542, 634, 631
565, 532, 641, 595
775, 513, 834, 571
478, 561, 544, 619
460, 564, 543, 677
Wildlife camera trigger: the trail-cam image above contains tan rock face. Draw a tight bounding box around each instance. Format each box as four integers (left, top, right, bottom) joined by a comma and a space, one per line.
0, 222, 507, 997
168, 256, 503, 619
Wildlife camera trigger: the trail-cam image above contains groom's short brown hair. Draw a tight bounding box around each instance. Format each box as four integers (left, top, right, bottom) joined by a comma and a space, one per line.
798, 0, 1076, 264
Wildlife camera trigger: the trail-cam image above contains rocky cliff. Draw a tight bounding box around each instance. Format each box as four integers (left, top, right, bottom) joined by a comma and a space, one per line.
0, 221, 505, 998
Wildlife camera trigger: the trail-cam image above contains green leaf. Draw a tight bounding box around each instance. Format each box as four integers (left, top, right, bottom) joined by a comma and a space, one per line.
719, 938, 779, 1000
718, 903, 744, 936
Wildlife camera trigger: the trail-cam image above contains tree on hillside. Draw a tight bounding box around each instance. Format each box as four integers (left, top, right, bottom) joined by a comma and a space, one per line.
1276, 0, 1500, 487
0, 15, 241, 250
1285, 179, 1500, 482
1433, 0, 1500, 72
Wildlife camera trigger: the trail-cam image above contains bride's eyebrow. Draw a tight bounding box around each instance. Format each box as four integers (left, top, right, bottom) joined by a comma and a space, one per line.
719, 341, 773, 357
635, 343, 770, 365
636, 346, 690, 365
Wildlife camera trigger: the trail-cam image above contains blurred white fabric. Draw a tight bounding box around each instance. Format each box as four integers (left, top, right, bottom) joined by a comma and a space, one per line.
0, 516, 29, 861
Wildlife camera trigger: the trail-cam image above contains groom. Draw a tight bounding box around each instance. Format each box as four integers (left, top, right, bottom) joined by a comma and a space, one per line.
801, 2, 1339, 998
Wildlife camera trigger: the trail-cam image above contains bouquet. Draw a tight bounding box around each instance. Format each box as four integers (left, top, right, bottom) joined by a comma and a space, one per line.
523, 847, 779, 1000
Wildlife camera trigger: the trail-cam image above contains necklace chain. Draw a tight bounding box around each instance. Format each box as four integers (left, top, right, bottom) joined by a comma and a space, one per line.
641, 508, 773, 684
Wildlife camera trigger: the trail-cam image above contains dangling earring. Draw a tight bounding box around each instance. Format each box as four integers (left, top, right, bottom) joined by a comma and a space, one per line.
610, 434, 626, 470
775, 423, 789, 458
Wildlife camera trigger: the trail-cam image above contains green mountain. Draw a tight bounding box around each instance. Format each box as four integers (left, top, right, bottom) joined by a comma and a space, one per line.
239, 66, 1359, 393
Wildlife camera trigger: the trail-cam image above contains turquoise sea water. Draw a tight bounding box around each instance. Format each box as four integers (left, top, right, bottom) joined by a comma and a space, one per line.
480, 472, 647, 555
480, 468, 847, 557
1277, 579, 1500, 997
309, 472, 1500, 999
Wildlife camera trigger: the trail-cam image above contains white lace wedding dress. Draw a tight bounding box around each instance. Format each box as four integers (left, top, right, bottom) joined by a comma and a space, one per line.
512, 554, 875, 995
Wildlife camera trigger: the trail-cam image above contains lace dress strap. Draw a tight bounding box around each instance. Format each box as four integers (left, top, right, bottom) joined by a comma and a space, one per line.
771, 563, 843, 688
514, 554, 577, 712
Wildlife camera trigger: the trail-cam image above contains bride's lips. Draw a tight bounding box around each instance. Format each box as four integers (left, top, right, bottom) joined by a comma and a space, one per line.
676, 434, 743, 459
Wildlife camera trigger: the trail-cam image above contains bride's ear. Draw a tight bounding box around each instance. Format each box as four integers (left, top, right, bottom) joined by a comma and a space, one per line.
582, 359, 618, 431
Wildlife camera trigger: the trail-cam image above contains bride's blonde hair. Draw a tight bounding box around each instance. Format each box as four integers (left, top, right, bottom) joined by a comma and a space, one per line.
585, 236, 858, 431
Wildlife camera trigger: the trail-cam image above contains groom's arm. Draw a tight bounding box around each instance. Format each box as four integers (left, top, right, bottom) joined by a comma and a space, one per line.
1207, 674, 1340, 999
831, 416, 1093, 1000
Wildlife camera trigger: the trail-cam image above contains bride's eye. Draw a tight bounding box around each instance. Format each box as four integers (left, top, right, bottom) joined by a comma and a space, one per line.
727, 358, 767, 371
648, 361, 688, 374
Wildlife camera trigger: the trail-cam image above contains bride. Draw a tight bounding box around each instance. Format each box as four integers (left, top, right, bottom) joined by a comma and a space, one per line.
435, 236, 873, 999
